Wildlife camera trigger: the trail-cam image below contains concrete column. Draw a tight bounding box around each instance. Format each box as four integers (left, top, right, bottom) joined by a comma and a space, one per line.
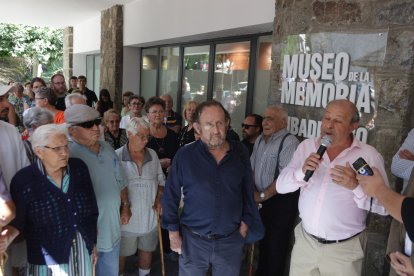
63, 26, 73, 85
270, 0, 414, 274
100, 5, 123, 110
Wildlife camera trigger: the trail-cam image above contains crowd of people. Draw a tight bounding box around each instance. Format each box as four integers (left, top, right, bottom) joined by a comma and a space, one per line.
0, 74, 413, 276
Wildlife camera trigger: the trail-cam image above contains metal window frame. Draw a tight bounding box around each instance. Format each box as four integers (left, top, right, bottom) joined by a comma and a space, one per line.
139, 32, 272, 115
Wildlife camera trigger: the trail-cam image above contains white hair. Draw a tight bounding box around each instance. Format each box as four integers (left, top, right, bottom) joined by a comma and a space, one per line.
23, 107, 53, 129
126, 117, 150, 136
65, 93, 87, 108
31, 124, 68, 149
267, 105, 288, 122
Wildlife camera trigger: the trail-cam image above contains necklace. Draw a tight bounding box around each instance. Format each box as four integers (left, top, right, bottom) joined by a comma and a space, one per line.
155, 137, 165, 154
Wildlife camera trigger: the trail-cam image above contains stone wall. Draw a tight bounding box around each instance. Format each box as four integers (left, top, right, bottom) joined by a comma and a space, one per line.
63, 27, 73, 86
270, 1, 414, 275
100, 5, 123, 110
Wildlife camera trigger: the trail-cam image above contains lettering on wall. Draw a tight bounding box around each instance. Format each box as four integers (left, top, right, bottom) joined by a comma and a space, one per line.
281, 52, 374, 143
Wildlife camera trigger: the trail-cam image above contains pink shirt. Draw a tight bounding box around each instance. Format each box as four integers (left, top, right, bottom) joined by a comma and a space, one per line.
276, 136, 388, 240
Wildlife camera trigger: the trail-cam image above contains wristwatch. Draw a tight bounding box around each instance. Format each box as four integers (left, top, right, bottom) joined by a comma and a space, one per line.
260, 192, 265, 201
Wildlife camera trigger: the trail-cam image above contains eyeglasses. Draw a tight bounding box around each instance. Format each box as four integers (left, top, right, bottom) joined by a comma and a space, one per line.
135, 134, 151, 141
108, 120, 120, 124
35, 97, 45, 100
149, 110, 164, 115
130, 102, 143, 106
241, 123, 258, 129
53, 82, 65, 85
74, 118, 102, 129
42, 143, 70, 153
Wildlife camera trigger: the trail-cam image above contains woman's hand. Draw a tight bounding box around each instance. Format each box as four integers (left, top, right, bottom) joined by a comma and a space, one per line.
120, 205, 131, 225
0, 226, 19, 253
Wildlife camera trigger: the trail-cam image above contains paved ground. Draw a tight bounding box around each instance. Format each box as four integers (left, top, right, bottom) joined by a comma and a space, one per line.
124, 246, 255, 276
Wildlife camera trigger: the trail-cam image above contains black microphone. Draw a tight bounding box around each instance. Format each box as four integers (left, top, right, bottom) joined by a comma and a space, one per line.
303, 135, 332, 182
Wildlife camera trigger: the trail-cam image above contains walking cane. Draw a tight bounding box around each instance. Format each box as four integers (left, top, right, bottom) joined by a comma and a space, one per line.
248, 243, 255, 276
157, 211, 166, 276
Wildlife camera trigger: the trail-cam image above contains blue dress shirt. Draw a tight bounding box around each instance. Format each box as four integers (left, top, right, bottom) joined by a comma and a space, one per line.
162, 139, 258, 236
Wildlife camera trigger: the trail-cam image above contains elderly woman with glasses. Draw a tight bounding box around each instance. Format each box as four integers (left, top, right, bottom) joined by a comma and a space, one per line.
120, 95, 147, 129
145, 96, 179, 175
104, 109, 128, 150
0, 124, 99, 275
116, 117, 165, 276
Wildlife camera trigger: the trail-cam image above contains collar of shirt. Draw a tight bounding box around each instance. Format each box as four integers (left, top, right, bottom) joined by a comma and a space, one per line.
120, 144, 152, 165
314, 135, 362, 161
257, 128, 289, 145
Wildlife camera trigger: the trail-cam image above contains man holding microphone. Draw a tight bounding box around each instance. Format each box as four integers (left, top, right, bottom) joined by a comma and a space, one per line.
277, 99, 389, 275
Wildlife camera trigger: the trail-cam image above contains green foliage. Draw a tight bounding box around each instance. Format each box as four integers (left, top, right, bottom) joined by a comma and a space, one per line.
0, 23, 63, 81
0, 56, 30, 83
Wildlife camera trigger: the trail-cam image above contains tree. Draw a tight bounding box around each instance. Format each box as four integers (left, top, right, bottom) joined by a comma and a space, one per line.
0, 23, 63, 82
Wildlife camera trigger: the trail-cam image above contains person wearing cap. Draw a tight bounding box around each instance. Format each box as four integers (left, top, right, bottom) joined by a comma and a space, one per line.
0, 84, 17, 126
277, 99, 389, 275
65, 104, 131, 276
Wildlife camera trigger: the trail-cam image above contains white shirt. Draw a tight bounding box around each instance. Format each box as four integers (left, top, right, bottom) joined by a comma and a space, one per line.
116, 146, 165, 236
0, 121, 30, 188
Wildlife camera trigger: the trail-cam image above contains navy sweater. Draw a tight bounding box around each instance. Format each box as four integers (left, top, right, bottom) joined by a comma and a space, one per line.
10, 158, 99, 265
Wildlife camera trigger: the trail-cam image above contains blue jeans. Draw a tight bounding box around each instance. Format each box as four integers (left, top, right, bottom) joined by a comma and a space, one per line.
96, 241, 120, 276
179, 227, 244, 276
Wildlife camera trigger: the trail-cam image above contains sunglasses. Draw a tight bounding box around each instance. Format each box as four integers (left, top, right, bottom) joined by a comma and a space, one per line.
74, 118, 102, 129
241, 123, 258, 129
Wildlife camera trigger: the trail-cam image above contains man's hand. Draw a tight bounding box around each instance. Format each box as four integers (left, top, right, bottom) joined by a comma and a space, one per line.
120, 205, 131, 225
169, 231, 182, 254
254, 191, 262, 203
356, 167, 386, 198
389, 251, 414, 276
331, 162, 358, 190
239, 221, 248, 239
399, 149, 414, 161
302, 153, 322, 175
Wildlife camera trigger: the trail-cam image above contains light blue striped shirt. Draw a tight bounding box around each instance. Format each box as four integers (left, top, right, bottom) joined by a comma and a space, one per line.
251, 129, 299, 192
391, 128, 414, 191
